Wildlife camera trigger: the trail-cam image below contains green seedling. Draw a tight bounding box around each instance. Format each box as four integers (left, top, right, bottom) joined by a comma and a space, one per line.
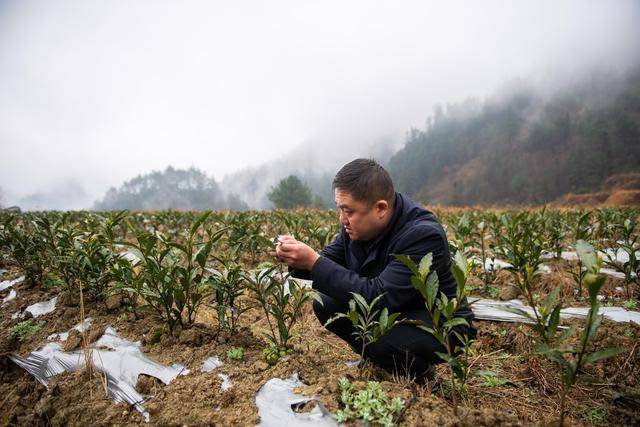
10, 319, 45, 342
393, 251, 475, 415
245, 265, 318, 356
226, 347, 244, 361
334, 378, 404, 427
324, 292, 401, 364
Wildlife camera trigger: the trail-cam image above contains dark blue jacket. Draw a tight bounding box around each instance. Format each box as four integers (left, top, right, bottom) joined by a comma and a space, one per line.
293, 192, 473, 320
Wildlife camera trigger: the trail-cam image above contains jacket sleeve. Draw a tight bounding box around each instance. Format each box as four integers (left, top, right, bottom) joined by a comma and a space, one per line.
310, 225, 447, 312
290, 231, 346, 280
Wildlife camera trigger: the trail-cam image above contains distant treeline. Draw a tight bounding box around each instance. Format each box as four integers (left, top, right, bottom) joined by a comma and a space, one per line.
94, 167, 248, 211
388, 68, 640, 205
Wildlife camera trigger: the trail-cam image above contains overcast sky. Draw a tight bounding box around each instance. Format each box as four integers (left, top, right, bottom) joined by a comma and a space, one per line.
1, 0, 639, 208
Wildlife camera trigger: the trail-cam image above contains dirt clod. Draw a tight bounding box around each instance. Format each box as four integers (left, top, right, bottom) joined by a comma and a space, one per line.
105, 294, 123, 311
63, 330, 82, 352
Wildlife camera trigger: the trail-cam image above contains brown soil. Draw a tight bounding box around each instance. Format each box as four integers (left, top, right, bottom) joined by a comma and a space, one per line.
0, 262, 639, 426
553, 172, 640, 207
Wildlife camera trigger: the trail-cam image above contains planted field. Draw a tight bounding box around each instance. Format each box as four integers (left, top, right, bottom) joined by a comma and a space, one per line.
0, 208, 638, 426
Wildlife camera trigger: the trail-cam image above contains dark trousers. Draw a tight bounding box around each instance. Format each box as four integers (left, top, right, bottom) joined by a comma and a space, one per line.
313, 292, 477, 379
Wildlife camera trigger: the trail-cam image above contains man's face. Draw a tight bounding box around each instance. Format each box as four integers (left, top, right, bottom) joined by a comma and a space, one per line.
334, 189, 391, 241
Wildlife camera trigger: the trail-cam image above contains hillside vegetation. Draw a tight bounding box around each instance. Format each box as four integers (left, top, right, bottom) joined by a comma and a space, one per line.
388, 69, 640, 206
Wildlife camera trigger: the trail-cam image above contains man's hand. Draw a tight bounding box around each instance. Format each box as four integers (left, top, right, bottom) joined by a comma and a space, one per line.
272, 235, 320, 271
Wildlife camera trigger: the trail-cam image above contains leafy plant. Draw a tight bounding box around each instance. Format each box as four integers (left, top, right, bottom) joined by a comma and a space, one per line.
623, 299, 637, 311
601, 217, 639, 299
117, 212, 226, 334
534, 241, 623, 426
245, 264, 316, 355
393, 251, 475, 414
10, 319, 45, 342
499, 211, 547, 329
262, 346, 284, 365
476, 370, 508, 388
324, 292, 401, 363
1, 215, 48, 286
334, 378, 404, 427
226, 347, 244, 361
206, 261, 249, 334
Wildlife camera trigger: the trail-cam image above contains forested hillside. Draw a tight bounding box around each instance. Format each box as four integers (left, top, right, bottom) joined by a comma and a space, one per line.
388, 69, 640, 205
94, 167, 248, 211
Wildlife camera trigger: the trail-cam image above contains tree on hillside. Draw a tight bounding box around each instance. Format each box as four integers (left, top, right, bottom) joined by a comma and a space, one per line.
94, 166, 225, 210
267, 175, 313, 209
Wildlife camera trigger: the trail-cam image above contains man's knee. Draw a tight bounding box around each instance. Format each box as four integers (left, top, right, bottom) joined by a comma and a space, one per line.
312, 298, 332, 325
312, 292, 348, 325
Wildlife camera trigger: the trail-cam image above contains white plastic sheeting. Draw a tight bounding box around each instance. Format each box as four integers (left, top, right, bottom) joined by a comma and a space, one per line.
471, 258, 554, 274
47, 318, 93, 342
219, 373, 232, 391
600, 247, 638, 265
201, 356, 223, 372
0, 275, 24, 292
255, 373, 336, 427
541, 251, 579, 261
10, 326, 189, 422
345, 360, 360, 368
200, 356, 233, 390
2, 289, 16, 306
12, 296, 58, 319
469, 298, 640, 326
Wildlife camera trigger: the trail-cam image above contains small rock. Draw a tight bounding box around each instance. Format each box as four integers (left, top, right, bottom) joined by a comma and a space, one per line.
160, 335, 175, 347
87, 326, 106, 344
179, 328, 201, 346
173, 324, 183, 338
65, 307, 80, 319
145, 326, 163, 345
136, 374, 160, 395
255, 361, 269, 371
499, 285, 521, 301
61, 291, 79, 307
104, 294, 123, 311
63, 330, 82, 352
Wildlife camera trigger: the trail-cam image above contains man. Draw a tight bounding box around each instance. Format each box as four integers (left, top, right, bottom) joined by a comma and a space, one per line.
274, 158, 476, 381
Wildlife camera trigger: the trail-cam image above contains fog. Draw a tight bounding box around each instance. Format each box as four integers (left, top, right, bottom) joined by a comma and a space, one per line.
1, 0, 639, 209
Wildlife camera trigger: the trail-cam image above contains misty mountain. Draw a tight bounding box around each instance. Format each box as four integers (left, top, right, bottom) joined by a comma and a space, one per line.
16, 179, 90, 211
94, 166, 248, 211
388, 68, 640, 206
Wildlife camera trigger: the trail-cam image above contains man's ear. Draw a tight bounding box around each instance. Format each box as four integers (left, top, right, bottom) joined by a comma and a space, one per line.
374, 200, 389, 218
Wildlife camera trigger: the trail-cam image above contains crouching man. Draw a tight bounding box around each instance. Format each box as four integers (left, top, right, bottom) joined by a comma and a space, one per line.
274, 158, 476, 382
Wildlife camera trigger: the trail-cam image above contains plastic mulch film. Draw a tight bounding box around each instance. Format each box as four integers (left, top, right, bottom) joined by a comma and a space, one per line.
0, 275, 24, 292
47, 317, 93, 341
12, 296, 58, 319
201, 356, 223, 372
470, 298, 640, 326
256, 373, 336, 427
541, 249, 638, 279
10, 326, 189, 422
2, 289, 16, 306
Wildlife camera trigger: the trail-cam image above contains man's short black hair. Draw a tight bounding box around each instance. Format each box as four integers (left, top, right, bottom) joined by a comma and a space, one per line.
332, 158, 395, 207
